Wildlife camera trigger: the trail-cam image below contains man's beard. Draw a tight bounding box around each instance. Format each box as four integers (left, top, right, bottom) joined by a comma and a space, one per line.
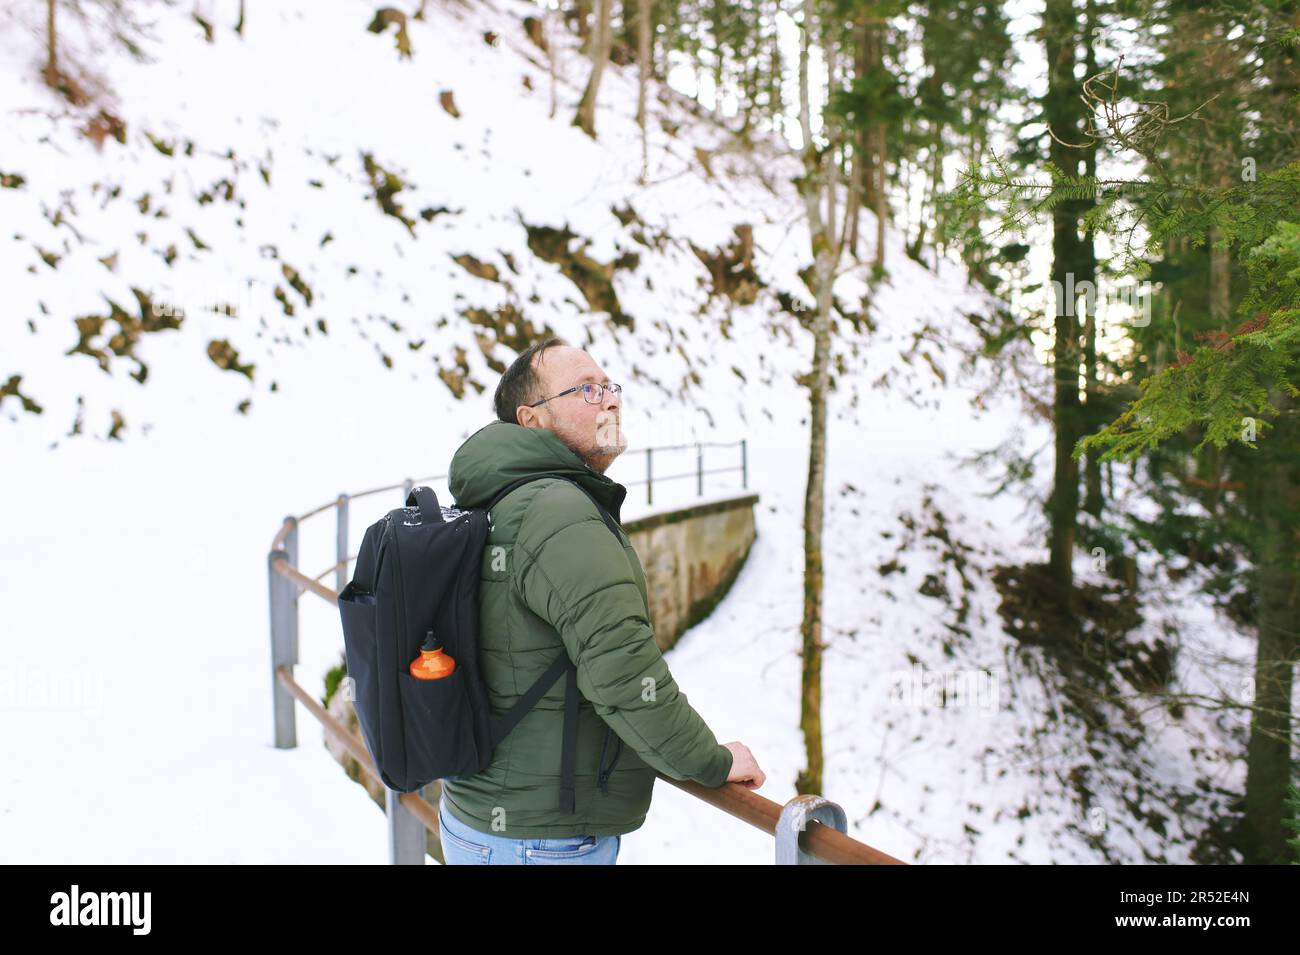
590, 411, 627, 467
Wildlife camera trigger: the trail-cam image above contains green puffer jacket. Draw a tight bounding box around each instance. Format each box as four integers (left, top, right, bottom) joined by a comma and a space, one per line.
440, 420, 733, 838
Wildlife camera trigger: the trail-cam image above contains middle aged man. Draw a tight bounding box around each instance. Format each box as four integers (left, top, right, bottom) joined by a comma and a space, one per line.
437, 336, 765, 864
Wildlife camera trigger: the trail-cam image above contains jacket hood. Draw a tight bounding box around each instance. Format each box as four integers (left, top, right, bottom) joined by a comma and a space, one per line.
448, 420, 628, 523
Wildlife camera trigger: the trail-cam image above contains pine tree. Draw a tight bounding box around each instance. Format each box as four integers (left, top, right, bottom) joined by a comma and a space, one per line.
950, 7, 1300, 863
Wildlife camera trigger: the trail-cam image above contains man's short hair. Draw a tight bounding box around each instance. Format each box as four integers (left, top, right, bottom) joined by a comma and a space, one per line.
494, 337, 569, 424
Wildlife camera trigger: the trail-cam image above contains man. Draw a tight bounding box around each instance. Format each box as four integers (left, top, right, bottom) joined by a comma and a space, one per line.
438, 337, 765, 864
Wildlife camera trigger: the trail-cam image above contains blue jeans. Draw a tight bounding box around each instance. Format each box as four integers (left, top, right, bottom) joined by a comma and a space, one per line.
437, 793, 621, 865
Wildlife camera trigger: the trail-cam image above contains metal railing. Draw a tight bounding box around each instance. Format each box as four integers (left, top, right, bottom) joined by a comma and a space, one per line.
267, 460, 905, 865
619, 439, 747, 506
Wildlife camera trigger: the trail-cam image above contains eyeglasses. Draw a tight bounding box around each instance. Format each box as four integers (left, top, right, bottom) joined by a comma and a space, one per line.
528, 382, 622, 407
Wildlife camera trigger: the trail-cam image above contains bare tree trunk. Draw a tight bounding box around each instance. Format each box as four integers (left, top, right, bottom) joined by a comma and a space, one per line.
576, 0, 592, 43
838, 138, 861, 267
574, 0, 613, 138
1044, 0, 1087, 610
794, 0, 847, 799
769, 30, 784, 140
842, 11, 888, 271
834, 41, 861, 267
873, 120, 886, 271
1239, 386, 1300, 863
1082, 0, 1103, 516
848, 10, 869, 259
45, 0, 58, 86
548, 3, 559, 119
636, 0, 651, 182
1082, 298, 1102, 516
825, 43, 838, 248
929, 129, 944, 259
861, 4, 888, 271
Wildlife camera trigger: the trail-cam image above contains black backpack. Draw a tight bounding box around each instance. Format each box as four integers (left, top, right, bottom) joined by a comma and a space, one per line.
336, 474, 624, 811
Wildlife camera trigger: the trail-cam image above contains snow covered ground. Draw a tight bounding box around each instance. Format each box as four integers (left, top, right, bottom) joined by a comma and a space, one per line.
0, 0, 1263, 863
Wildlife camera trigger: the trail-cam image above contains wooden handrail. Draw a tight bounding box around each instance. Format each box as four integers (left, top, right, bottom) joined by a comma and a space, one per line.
274, 663, 903, 864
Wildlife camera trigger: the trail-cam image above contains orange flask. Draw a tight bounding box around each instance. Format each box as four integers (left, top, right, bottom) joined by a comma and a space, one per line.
409, 630, 456, 680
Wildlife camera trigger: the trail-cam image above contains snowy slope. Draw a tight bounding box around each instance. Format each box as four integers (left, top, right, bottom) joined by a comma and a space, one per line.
0, 0, 1254, 863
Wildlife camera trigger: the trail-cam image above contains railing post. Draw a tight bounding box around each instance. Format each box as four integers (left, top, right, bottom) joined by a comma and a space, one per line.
696, 443, 703, 497
776, 794, 848, 864
402, 477, 413, 502
269, 515, 300, 749
387, 789, 426, 864
646, 447, 653, 506
741, 438, 747, 489
336, 493, 350, 594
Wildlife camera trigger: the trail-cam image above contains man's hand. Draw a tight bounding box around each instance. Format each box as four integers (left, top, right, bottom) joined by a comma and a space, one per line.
722, 742, 766, 790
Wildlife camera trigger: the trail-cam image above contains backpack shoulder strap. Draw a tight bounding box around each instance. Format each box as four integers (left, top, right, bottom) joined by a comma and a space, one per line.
486, 474, 553, 512
481, 474, 623, 814
485, 475, 622, 540
484, 651, 581, 815
561, 480, 623, 540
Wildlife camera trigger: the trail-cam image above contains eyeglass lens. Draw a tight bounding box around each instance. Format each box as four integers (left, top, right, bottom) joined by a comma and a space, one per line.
581, 383, 621, 403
